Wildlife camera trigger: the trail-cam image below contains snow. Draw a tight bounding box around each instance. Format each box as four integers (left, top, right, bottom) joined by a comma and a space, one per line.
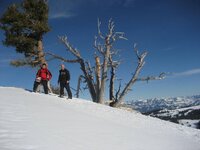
0, 87, 200, 150
155, 105, 200, 118
179, 119, 200, 129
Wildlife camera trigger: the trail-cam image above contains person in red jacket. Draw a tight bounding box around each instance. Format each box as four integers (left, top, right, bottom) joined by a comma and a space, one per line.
33, 63, 52, 94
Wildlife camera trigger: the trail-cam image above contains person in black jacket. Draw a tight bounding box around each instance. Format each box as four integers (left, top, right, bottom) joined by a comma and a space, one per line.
58, 64, 72, 99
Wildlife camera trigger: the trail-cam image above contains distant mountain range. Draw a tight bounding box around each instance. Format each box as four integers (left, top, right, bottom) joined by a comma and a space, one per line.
127, 95, 200, 113
126, 95, 200, 129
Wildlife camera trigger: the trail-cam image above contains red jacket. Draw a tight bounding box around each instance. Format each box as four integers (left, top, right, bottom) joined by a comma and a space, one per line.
36, 68, 52, 81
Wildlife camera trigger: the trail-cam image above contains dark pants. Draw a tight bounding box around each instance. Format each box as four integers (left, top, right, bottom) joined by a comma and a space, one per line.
60, 82, 72, 98
33, 80, 48, 94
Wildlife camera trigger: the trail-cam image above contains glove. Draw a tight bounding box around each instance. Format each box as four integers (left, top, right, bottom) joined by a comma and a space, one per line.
36, 77, 41, 83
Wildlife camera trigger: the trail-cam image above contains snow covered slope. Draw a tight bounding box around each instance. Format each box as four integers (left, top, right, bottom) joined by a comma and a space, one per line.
149, 105, 200, 129
0, 87, 200, 150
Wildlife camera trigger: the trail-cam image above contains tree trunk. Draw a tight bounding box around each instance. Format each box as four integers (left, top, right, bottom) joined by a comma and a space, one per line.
37, 40, 46, 64
95, 56, 101, 99
79, 59, 97, 102
76, 75, 82, 98
109, 65, 115, 101
98, 40, 110, 104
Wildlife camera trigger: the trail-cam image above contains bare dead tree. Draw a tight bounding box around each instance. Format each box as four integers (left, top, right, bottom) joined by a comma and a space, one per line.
94, 19, 127, 104
47, 19, 165, 107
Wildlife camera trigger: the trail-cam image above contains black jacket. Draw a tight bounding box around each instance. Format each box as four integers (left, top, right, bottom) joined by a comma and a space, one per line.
58, 69, 70, 83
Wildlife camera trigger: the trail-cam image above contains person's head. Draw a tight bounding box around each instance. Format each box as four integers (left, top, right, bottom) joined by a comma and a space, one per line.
61, 64, 65, 70
42, 63, 47, 69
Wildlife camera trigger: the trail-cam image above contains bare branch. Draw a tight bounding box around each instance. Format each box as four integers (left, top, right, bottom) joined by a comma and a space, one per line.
86, 61, 94, 79
97, 18, 105, 39
94, 36, 105, 55
10, 56, 42, 67
46, 52, 80, 63
112, 32, 128, 42
134, 43, 140, 59
137, 73, 166, 82
75, 75, 85, 98
107, 18, 114, 38
115, 81, 121, 101
111, 46, 148, 107
58, 36, 81, 58
108, 54, 120, 68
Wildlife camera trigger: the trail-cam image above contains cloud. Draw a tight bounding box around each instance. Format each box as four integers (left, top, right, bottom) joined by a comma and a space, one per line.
171, 68, 200, 77
48, 0, 136, 19
90, 0, 136, 7
49, 12, 76, 19
48, 0, 79, 19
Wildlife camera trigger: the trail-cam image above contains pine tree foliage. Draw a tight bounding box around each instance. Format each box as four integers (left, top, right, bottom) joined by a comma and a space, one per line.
0, 0, 50, 67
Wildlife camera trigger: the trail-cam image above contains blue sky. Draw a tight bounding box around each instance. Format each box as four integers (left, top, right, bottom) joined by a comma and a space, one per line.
0, 0, 200, 101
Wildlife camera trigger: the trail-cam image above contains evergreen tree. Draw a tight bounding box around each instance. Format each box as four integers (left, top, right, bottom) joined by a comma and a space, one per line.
0, 0, 50, 67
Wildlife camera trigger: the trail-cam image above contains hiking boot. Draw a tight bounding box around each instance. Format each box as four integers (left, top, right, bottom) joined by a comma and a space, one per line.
59, 95, 64, 98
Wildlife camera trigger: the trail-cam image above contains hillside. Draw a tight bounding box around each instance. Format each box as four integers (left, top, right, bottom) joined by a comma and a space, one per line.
149, 105, 200, 129
0, 87, 200, 150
